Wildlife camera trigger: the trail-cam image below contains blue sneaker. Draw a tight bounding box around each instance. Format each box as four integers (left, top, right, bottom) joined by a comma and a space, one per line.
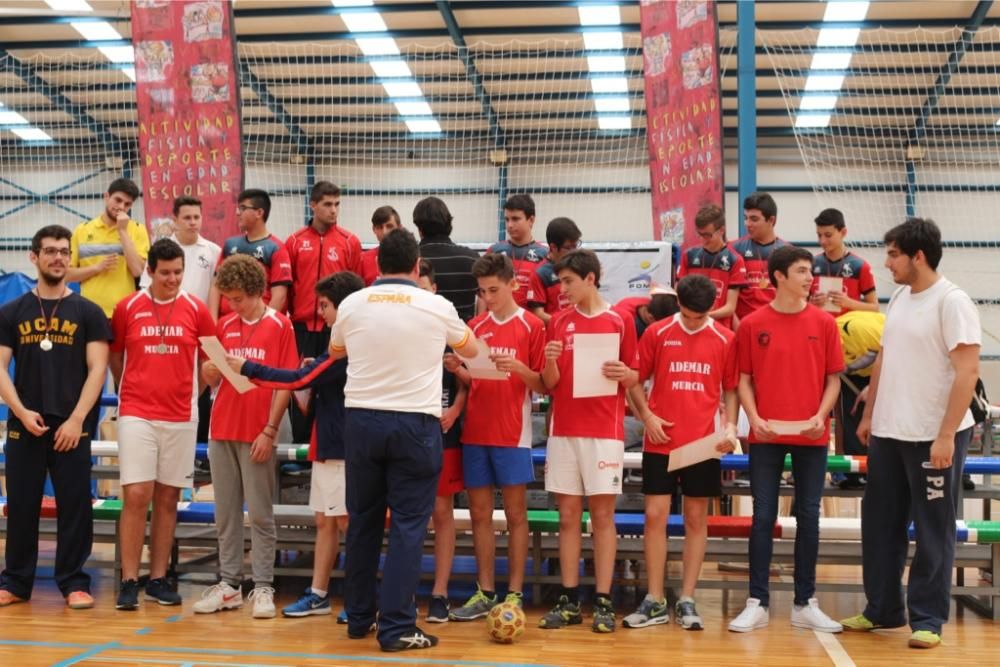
337, 609, 348, 624
282, 588, 331, 617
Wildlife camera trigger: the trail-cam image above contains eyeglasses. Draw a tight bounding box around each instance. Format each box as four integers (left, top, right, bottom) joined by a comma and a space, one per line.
236, 204, 260, 213
39, 247, 71, 257
696, 229, 720, 240
559, 240, 582, 251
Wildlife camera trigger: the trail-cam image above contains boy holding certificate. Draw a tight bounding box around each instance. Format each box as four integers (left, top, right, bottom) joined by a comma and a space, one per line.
623, 275, 738, 631
538, 249, 639, 633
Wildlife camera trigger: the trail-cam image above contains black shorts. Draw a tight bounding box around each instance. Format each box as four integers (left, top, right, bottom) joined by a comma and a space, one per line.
641, 451, 721, 498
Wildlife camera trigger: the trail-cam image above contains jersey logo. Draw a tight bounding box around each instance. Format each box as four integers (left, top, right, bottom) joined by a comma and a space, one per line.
253, 246, 265, 260
841, 263, 854, 278
133, 311, 152, 321
692, 255, 701, 266
663, 339, 682, 347
745, 249, 753, 257
197, 254, 210, 269
720, 255, 730, 270
526, 249, 540, 262
813, 265, 821, 274
300, 239, 312, 251
566, 322, 576, 332
229, 245, 238, 254
757, 331, 771, 348
327, 247, 339, 262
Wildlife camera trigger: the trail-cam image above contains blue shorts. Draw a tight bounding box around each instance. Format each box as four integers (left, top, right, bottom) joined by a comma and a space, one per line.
462, 444, 535, 489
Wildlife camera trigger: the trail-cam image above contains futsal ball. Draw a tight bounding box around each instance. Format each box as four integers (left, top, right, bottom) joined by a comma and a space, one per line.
486, 601, 526, 644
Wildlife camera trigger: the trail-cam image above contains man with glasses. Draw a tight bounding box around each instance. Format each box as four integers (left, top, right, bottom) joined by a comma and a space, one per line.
676, 204, 747, 330
0, 225, 110, 610
208, 189, 292, 320
527, 217, 582, 324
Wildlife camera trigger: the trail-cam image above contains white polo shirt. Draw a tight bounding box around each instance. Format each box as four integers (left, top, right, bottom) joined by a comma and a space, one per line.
872, 277, 981, 441
140, 234, 222, 304
330, 278, 472, 416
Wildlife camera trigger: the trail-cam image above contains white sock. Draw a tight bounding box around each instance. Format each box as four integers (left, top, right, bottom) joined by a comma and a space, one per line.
311, 588, 327, 598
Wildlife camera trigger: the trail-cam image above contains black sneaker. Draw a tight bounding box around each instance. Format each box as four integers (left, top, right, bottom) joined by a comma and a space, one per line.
347, 620, 378, 639
963, 474, 976, 491
116, 579, 140, 611
538, 594, 582, 629
381, 628, 439, 652
145, 577, 182, 606
426, 595, 450, 623
592, 595, 616, 633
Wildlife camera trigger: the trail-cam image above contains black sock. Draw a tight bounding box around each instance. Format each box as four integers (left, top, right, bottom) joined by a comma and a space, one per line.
561, 586, 579, 605
595, 591, 612, 604
482, 589, 495, 600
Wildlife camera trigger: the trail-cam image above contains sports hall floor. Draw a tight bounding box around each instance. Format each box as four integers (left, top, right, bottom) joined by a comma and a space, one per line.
1, 546, 998, 667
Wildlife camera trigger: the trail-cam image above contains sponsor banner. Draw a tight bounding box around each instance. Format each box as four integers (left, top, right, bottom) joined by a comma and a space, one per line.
131, 0, 244, 245
640, 0, 724, 248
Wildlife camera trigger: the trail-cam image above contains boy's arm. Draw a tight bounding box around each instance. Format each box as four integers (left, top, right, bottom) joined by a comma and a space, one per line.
233, 353, 343, 391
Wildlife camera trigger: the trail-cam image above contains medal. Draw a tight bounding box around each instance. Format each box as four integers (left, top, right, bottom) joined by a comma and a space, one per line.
157, 343, 168, 354
39, 336, 53, 352
150, 293, 178, 357
33, 288, 67, 353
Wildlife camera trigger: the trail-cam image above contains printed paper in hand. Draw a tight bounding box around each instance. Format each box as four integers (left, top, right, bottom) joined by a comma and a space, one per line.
199, 336, 256, 394
667, 431, 726, 471
769, 419, 813, 436
466, 339, 507, 380
572, 333, 619, 398
818, 276, 843, 313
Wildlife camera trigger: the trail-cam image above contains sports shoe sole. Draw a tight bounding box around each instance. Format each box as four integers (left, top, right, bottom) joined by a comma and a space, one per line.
283, 607, 332, 617
193, 602, 243, 614
144, 594, 181, 606
426, 615, 450, 623
728, 619, 769, 633
791, 620, 842, 633
538, 616, 582, 629
448, 611, 489, 622
908, 637, 941, 649
253, 609, 277, 619
678, 618, 704, 631
622, 615, 669, 629
115, 602, 138, 611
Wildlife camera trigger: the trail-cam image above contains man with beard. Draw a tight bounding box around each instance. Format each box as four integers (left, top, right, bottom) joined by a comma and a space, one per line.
0, 225, 110, 609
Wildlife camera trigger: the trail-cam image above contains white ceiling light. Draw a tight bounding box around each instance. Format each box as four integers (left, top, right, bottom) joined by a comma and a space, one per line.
817, 27, 861, 47
99, 45, 134, 63
823, 1, 870, 22
804, 73, 845, 91
583, 32, 624, 50
370, 60, 412, 78
405, 118, 442, 133
357, 37, 400, 56
122, 66, 136, 82
71, 21, 121, 41
587, 55, 627, 72
598, 116, 631, 130
46, 0, 93, 10
578, 5, 621, 26
12, 127, 53, 141
342, 11, 388, 33
594, 97, 630, 113
331, 0, 374, 6
382, 80, 423, 97
590, 77, 628, 93
799, 94, 839, 110
394, 101, 433, 116
795, 113, 832, 128
810, 52, 852, 70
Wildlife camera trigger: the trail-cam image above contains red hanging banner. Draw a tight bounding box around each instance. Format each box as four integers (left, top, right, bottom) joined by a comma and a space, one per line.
130, 0, 244, 246
639, 0, 724, 248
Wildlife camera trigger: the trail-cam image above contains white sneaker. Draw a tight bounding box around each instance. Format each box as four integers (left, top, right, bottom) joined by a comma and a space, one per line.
791, 598, 842, 633
248, 586, 276, 619
728, 598, 769, 633
192, 582, 243, 614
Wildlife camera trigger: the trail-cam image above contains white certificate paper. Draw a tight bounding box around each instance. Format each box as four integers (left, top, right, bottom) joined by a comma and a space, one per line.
199, 336, 256, 394
668, 431, 726, 471
769, 419, 813, 436
818, 276, 844, 313
466, 339, 507, 380
572, 333, 619, 398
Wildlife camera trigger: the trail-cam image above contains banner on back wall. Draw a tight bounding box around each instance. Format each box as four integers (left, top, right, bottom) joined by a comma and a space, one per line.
640, 0, 724, 249
131, 0, 244, 246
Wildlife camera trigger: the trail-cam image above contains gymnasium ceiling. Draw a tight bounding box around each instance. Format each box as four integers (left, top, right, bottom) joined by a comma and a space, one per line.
0, 0, 998, 159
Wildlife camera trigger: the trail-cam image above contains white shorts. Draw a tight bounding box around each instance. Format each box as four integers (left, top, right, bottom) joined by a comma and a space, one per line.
309, 460, 347, 516
545, 436, 624, 496
118, 416, 198, 488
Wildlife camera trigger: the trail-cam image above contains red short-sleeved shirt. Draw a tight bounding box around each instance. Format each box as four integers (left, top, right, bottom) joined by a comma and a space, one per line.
217, 234, 293, 317
547, 306, 638, 441
638, 315, 738, 453
111, 290, 216, 422
461, 308, 545, 447
210, 308, 299, 442
810, 251, 877, 317
676, 244, 748, 330
360, 247, 379, 286
736, 304, 845, 446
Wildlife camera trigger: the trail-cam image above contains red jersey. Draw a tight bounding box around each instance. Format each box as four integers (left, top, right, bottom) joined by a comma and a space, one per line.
638, 315, 737, 454
676, 244, 748, 329
526, 259, 568, 316
218, 234, 294, 318
810, 251, 877, 317
360, 247, 379, 286
286, 225, 363, 331
731, 236, 789, 320
210, 308, 299, 443
111, 290, 215, 422
736, 304, 844, 446
547, 306, 639, 441
487, 240, 549, 308
461, 308, 545, 447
